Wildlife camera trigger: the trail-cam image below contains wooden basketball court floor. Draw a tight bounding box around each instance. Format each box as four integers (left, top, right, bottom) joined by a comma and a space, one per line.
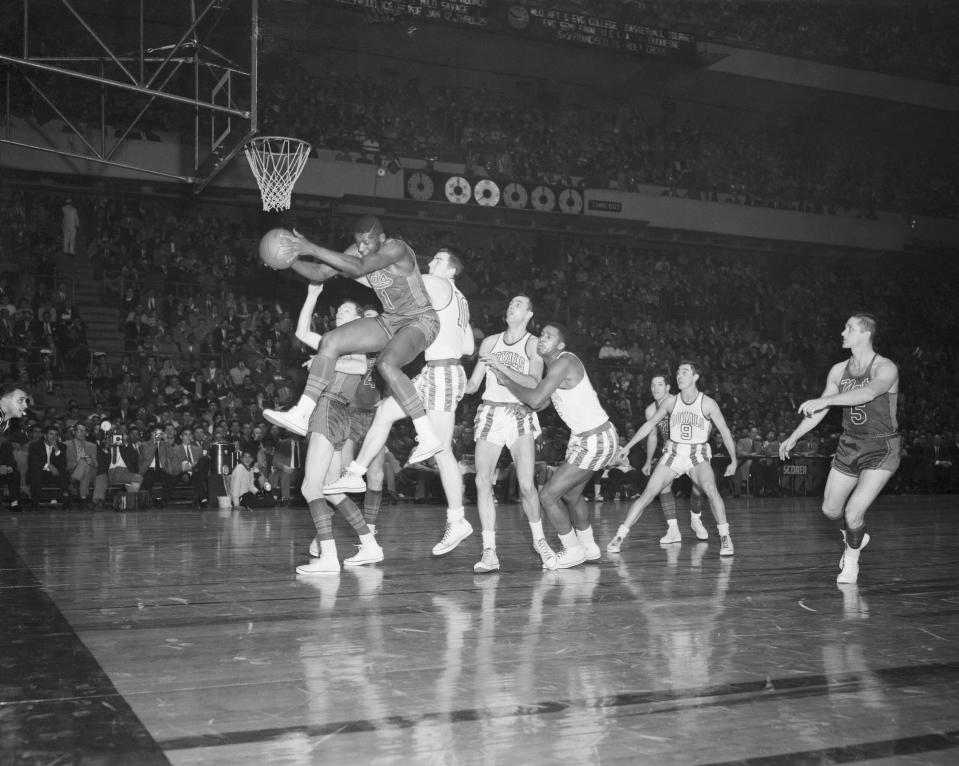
2, 493, 958, 766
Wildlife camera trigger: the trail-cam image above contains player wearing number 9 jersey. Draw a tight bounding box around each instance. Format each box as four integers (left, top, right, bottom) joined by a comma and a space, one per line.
779, 313, 900, 584
607, 360, 739, 558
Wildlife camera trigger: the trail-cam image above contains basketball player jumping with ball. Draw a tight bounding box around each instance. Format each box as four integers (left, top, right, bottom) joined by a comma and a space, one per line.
261, 216, 443, 465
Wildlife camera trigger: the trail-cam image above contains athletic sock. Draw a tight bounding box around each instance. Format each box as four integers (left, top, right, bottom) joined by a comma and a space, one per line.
482, 529, 496, 549
447, 506, 465, 523
529, 519, 545, 540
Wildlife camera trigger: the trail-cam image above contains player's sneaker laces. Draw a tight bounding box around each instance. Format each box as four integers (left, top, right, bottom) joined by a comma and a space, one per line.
690, 512, 709, 540
431, 518, 473, 556
838, 532, 869, 584
555, 545, 587, 569
296, 555, 340, 575
659, 526, 682, 544
324, 470, 367, 495
262, 401, 311, 437
535, 538, 558, 570
473, 547, 500, 573
344, 541, 384, 566
719, 534, 735, 556
407, 434, 443, 465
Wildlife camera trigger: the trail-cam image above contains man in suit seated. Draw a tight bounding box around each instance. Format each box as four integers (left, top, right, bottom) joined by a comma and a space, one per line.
27, 425, 70, 510
138, 426, 176, 506
0, 437, 21, 511
170, 427, 210, 508
91, 426, 142, 510
271, 434, 304, 506
64, 422, 98, 509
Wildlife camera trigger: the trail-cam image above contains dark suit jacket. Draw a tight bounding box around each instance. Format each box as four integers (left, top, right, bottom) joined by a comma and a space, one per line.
28, 440, 68, 474
95, 441, 140, 475
138, 441, 174, 474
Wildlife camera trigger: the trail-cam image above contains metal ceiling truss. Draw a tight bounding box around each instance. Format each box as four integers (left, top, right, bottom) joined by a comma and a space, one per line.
0, 0, 258, 191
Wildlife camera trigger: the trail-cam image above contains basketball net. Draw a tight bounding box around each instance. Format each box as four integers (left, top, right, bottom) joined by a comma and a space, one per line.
244, 136, 312, 212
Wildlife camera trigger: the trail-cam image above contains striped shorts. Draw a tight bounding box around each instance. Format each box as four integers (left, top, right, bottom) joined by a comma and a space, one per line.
565, 420, 619, 472
474, 401, 540, 448
661, 442, 712, 476
413, 361, 467, 413
308, 395, 351, 449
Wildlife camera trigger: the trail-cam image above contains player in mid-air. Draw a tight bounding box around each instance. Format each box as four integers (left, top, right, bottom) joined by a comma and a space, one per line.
262, 216, 442, 465
324, 247, 478, 561
779, 313, 900, 584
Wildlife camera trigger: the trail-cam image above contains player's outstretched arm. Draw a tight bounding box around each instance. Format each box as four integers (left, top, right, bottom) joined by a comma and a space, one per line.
624, 398, 672, 453
780, 364, 843, 459
642, 402, 657, 475
294, 283, 324, 350
493, 354, 572, 411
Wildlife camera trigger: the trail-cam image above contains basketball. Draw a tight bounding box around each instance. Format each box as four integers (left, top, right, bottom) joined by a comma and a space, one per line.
258, 228, 296, 270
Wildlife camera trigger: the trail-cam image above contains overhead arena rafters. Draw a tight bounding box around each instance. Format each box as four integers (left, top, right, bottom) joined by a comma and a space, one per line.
0, 0, 259, 192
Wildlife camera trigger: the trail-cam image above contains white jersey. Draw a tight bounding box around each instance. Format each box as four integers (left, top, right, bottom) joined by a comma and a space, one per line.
423, 275, 471, 361
483, 331, 534, 404
549, 352, 609, 434
669, 391, 711, 445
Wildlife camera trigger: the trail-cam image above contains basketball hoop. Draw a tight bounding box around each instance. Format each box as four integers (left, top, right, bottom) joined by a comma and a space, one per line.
244, 136, 312, 212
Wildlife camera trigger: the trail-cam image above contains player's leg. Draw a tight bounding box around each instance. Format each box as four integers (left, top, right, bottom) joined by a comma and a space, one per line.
265, 317, 389, 435
508, 433, 556, 570
608, 461, 679, 552
468, 437, 502, 561
362, 446, 387, 532
689, 461, 733, 555
688, 482, 709, 540
324, 423, 381, 568
296, 431, 341, 574
376, 324, 440, 463
658, 475, 681, 544
835, 468, 894, 583
539, 462, 593, 568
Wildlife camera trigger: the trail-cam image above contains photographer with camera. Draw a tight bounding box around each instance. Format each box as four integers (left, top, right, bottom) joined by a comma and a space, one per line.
91, 423, 142, 511
139, 426, 176, 506
228, 449, 276, 510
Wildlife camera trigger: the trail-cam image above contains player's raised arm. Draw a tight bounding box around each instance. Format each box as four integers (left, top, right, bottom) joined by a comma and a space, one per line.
492, 352, 573, 411
294, 283, 324, 350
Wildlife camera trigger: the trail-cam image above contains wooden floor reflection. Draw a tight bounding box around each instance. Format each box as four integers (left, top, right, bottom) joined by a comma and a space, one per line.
2, 493, 959, 765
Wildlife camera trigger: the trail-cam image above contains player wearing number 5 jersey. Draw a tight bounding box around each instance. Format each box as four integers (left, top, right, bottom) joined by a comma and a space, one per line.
607, 360, 738, 557
779, 313, 900, 584
262, 216, 442, 465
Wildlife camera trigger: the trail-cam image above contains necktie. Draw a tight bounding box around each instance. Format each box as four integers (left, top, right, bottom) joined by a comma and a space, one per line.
186, 445, 193, 465
112, 445, 119, 463
154, 447, 161, 470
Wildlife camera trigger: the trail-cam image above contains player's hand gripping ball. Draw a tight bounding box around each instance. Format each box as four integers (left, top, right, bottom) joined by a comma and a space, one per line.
258, 228, 298, 270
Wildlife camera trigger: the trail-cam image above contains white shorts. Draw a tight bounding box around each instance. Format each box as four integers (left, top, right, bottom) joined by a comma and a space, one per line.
413, 362, 466, 413
565, 420, 618, 471
661, 442, 712, 477
474, 402, 540, 448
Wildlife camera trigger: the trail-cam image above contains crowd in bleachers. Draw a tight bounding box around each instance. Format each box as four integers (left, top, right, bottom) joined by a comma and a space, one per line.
3, 175, 959, 512
255, 50, 957, 219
